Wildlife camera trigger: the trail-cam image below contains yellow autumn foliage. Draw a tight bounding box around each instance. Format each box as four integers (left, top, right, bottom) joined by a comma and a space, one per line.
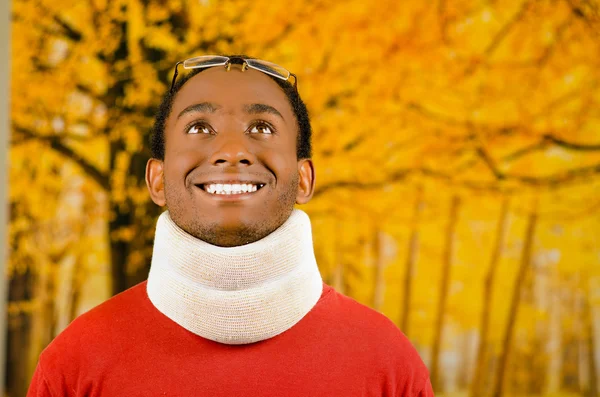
7, 0, 600, 396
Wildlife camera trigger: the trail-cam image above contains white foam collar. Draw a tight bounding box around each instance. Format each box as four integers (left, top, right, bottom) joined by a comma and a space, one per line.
146, 209, 323, 344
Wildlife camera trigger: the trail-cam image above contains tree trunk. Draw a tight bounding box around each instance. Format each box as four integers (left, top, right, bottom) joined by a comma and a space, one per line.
562, 334, 581, 391
546, 264, 562, 393
584, 283, 598, 397
109, 205, 132, 295
576, 279, 586, 393
531, 260, 550, 394
492, 208, 538, 397
471, 197, 509, 397
6, 268, 34, 397
68, 256, 83, 322
108, 152, 160, 296
104, 17, 153, 296
28, 255, 61, 377
558, 276, 582, 393
458, 330, 477, 389
372, 228, 385, 311
332, 221, 345, 294
430, 195, 461, 391
401, 185, 423, 336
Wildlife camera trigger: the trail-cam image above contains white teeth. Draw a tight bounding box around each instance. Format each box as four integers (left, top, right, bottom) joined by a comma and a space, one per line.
204, 183, 261, 195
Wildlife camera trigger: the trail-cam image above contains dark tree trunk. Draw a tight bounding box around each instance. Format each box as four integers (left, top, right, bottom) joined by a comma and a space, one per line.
104, 18, 159, 295
109, 206, 132, 295
5, 267, 34, 397
430, 195, 461, 391
492, 209, 538, 397
584, 284, 598, 397
472, 197, 509, 397
108, 199, 155, 295
26, 252, 63, 388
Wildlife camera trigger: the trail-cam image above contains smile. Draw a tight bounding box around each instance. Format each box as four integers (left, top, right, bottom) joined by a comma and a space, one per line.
198, 183, 266, 195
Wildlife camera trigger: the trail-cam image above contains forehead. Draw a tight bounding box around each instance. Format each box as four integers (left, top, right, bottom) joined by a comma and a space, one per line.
170, 67, 294, 118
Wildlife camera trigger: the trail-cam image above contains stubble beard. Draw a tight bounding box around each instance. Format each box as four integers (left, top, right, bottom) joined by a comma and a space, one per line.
163, 175, 298, 247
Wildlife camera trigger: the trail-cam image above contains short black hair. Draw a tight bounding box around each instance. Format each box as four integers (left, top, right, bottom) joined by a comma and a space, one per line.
150, 56, 312, 160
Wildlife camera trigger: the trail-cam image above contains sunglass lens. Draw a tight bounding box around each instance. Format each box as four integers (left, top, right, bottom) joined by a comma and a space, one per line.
183, 56, 229, 69
245, 59, 290, 80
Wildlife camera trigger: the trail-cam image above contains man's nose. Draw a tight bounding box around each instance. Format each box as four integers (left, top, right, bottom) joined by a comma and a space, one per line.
209, 135, 256, 166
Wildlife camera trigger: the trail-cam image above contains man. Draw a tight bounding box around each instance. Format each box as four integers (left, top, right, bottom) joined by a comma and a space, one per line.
28, 55, 434, 396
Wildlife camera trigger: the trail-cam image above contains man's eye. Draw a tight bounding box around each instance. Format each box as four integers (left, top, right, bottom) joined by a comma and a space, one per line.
187, 124, 212, 134
248, 123, 273, 135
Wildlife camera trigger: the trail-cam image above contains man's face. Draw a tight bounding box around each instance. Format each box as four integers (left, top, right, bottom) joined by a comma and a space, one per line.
146, 66, 315, 247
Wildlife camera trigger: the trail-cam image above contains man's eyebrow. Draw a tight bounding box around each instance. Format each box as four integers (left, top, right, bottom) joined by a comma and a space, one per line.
243, 103, 284, 120
177, 102, 221, 119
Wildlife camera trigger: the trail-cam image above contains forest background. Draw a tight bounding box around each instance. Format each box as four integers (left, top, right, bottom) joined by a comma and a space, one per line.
5, 0, 600, 396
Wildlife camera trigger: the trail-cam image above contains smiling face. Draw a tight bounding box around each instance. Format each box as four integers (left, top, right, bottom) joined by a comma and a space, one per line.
146, 66, 315, 247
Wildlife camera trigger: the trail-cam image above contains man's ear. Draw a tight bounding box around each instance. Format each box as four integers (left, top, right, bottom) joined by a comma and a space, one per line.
296, 159, 315, 204
146, 158, 166, 206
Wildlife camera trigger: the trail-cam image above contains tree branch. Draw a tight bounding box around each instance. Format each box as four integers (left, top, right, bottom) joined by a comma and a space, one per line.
462, 0, 533, 76
12, 125, 110, 191
565, 0, 600, 36
501, 134, 600, 162
52, 15, 83, 42
501, 141, 547, 162
536, 17, 573, 66
511, 162, 600, 186
477, 141, 600, 186
313, 157, 600, 197
544, 134, 600, 151
407, 101, 600, 154
476, 146, 505, 180
405, 101, 464, 126
32, 0, 83, 42
485, 0, 532, 56
438, 0, 449, 44
313, 169, 413, 197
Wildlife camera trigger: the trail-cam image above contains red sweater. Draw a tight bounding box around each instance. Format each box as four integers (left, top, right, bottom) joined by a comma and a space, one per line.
28, 282, 433, 396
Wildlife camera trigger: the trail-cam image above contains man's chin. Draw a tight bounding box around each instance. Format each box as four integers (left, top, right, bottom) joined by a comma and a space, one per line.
191, 219, 270, 247
201, 228, 267, 247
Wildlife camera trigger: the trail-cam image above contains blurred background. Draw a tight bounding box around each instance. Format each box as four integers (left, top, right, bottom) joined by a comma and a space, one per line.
4, 0, 600, 396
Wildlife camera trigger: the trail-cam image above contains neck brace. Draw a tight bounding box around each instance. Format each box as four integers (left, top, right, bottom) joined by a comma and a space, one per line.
146, 209, 323, 345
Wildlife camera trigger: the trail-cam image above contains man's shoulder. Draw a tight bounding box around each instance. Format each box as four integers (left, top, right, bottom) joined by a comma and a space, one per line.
39, 281, 150, 365
314, 284, 431, 389
319, 284, 409, 342
67, 281, 149, 333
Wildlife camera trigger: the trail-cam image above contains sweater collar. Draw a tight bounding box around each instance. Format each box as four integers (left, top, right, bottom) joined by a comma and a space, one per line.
146, 209, 323, 344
